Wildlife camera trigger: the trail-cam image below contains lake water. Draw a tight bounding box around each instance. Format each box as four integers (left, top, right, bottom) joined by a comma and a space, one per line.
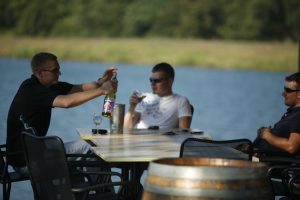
0, 57, 289, 199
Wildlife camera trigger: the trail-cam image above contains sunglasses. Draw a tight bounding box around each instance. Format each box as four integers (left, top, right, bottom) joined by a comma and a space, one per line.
149, 78, 168, 84
284, 87, 300, 93
92, 129, 107, 135
42, 67, 60, 74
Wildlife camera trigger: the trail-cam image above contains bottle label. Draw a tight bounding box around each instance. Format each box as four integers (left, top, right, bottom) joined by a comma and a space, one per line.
103, 98, 115, 114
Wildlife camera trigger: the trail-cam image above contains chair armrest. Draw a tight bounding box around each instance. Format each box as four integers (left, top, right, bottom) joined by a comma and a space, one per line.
0, 148, 24, 157
66, 153, 109, 168
67, 159, 109, 168
268, 165, 292, 178
254, 148, 296, 157
71, 181, 129, 193
73, 169, 123, 177
70, 169, 129, 194
259, 156, 300, 165
66, 153, 99, 158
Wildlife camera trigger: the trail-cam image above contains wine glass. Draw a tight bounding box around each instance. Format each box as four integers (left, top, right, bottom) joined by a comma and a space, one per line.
93, 113, 103, 130
134, 90, 146, 101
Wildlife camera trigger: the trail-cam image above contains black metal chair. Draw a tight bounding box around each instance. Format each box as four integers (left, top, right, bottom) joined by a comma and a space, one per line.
0, 115, 35, 200
21, 131, 127, 200
179, 138, 254, 161
283, 166, 300, 199
257, 153, 300, 200
0, 144, 29, 200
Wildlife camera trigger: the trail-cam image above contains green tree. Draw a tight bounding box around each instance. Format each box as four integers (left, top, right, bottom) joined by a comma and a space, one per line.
0, 0, 28, 34
71, 0, 132, 37
15, 0, 70, 36
175, 0, 225, 38
283, 0, 300, 41
122, 0, 162, 37
0, 0, 299, 40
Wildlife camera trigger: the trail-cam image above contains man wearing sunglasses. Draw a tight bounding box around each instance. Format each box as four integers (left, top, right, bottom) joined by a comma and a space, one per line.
6, 52, 117, 174
124, 62, 192, 130
253, 72, 300, 156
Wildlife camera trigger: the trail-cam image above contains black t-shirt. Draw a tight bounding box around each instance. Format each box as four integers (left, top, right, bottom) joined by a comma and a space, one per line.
254, 106, 300, 155
6, 75, 72, 166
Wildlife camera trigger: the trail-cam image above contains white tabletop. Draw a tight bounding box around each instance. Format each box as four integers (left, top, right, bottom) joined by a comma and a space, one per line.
76, 128, 212, 162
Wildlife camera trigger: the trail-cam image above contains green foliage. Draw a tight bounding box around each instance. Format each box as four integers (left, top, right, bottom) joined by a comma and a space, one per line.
282, 0, 300, 40
0, 0, 299, 40
123, 0, 158, 36
3, 0, 70, 36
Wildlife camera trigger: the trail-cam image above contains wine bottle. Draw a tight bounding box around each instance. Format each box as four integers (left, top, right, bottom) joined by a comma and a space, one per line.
102, 72, 117, 118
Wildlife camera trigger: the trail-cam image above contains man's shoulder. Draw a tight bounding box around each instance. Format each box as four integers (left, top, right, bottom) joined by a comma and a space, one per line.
20, 76, 37, 86
289, 107, 300, 119
173, 93, 186, 97
293, 107, 300, 113
172, 93, 189, 101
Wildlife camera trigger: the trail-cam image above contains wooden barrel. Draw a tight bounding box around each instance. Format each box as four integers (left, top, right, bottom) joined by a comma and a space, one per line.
142, 158, 273, 200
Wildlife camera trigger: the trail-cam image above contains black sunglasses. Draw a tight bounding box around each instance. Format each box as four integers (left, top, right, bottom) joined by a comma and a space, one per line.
284, 87, 300, 93
149, 78, 168, 84
42, 67, 60, 73
92, 129, 107, 135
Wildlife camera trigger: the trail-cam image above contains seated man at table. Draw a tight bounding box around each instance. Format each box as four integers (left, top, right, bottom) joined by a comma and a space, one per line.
6, 52, 117, 175
124, 62, 192, 130
253, 72, 300, 157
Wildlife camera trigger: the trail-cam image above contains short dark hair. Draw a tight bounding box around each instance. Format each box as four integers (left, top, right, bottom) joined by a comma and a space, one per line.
285, 72, 300, 90
152, 62, 175, 80
31, 52, 57, 72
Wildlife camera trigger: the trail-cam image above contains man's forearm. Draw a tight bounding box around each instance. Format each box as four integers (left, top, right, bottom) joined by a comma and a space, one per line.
179, 116, 192, 129
53, 88, 105, 108
82, 80, 103, 91
124, 105, 139, 129
124, 112, 135, 129
261, 132, 294, 153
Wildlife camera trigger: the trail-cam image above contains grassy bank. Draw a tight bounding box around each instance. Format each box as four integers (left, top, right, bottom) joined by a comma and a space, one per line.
0, 36, 297, 72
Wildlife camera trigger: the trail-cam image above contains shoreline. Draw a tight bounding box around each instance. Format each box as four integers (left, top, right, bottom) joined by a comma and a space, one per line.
0, 36, 297, 72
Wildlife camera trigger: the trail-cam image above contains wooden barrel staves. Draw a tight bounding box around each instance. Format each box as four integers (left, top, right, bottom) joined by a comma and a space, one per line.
142, 158, 273, 200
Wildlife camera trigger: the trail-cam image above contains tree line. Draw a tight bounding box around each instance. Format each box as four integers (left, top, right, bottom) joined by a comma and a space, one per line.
0, 0, 299, 41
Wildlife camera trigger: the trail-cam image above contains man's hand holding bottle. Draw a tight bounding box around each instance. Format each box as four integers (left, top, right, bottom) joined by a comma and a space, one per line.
97, 67, 117, 87
98, 67, 118, 95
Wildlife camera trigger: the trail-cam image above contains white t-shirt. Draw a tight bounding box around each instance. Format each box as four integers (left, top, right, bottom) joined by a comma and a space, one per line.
135, 93, 192, 129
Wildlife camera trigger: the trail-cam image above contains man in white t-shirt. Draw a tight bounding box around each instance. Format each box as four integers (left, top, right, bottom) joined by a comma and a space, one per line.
124, 62, 192, 130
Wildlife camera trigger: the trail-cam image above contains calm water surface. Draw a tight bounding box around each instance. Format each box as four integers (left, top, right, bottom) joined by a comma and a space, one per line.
0, 57, 289, 199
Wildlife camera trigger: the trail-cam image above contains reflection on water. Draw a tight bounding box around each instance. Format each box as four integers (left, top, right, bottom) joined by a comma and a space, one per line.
0, 57, 289, 199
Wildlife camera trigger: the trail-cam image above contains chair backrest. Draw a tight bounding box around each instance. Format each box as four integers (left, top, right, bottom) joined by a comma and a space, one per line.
180, 138, 253, 161
190, 104, 194, 116
21, 132, 75, 200
190, 104, 194, 124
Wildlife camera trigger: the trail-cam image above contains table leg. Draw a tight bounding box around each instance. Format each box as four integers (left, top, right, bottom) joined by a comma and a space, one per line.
129, 163, 148, 200
121, 167, 130, 199
114, 162, 148, 200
